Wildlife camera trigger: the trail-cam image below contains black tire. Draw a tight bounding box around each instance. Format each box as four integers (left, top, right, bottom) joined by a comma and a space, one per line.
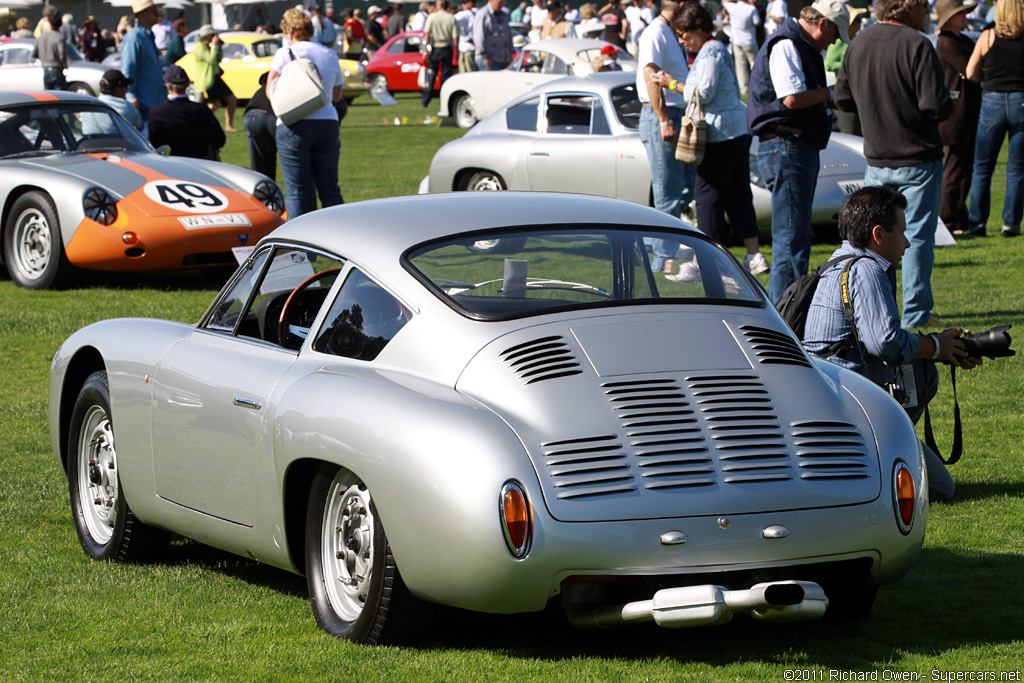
68, 371, 166, 562
3, 191, 70, 289
305, 464, 429, 644
66, 81, 95, 96
452, 93, 477, 129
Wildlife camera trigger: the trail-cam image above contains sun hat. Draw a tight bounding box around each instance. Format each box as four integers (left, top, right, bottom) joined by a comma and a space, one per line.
131, 0, 164, 16
198, 24, 218, 38
935, 0, 975, 31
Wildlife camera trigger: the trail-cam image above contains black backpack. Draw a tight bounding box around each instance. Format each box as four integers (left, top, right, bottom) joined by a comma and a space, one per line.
775, 255, 867, 349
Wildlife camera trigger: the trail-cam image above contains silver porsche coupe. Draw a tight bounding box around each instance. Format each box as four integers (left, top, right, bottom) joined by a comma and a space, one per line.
51, 193, 926, 644
423, 72, 867, 229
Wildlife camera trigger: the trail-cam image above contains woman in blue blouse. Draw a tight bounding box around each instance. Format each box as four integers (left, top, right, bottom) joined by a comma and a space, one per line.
654, 2, 768, 275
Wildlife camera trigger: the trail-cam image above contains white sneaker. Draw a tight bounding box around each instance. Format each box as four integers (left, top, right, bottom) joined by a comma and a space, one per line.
743, 253, 770, 274
665, 261, 701, 282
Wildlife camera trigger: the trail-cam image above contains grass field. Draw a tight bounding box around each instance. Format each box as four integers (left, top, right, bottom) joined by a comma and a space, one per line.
1, 93, 1021, 682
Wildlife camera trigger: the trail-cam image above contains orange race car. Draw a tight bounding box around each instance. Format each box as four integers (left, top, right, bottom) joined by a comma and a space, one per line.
0, 90, 286, 289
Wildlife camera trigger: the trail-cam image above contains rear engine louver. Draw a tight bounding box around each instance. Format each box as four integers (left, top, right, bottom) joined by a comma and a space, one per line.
688, 374, 792, 484
540, 435, 636, 499
739, 325, 813, 368
500, 336, 582, 384
791, 420, 871, 480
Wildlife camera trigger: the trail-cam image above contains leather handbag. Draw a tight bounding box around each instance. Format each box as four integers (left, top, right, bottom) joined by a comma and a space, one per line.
674, 86, 707, 164
268, 48, 329, 126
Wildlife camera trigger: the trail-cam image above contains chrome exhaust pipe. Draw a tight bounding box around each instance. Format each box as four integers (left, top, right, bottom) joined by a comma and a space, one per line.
565, 580, 828, 630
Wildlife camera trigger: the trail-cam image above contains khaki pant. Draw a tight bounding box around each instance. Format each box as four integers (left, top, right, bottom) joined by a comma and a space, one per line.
459, 50, 477, 73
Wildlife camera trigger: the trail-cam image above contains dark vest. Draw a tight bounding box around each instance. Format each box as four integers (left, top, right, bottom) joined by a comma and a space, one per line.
746, 18, 831, 150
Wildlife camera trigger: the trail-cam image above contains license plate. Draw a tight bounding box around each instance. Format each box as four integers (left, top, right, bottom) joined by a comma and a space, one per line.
839, 180, 865, 195
179, 213, 252, 229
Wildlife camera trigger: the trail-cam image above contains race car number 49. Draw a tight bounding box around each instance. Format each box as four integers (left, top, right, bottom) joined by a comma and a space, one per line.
144, 180, 230, 214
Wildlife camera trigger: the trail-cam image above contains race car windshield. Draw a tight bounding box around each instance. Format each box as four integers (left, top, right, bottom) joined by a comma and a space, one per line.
0, 103, 152, 158
406, 227, 765, 319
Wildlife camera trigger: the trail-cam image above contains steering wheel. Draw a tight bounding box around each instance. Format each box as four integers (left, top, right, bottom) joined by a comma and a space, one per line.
278, 268, 342, 347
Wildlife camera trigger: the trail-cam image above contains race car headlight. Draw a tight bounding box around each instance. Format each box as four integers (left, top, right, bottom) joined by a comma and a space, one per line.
893, 461, 916, 535
254, 180, 285, 216
500, 481, 532, 559
83, 188, 118, 226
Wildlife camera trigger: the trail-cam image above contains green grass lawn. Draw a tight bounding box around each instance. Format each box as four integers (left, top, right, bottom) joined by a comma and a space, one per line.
1, 93, 1022, 682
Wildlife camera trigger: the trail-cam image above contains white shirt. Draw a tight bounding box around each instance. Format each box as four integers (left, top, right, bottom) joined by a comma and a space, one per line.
766, 0, 788, 34
637, 16, 688, 106
455, 8, 477, 52
767, 24, 806, 98
270, 40, 343, 122
722, 1, 760, 48
410, 10, 429, 31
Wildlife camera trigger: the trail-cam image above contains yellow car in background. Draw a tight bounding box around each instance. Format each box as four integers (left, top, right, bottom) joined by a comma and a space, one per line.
176, 31, 369, 103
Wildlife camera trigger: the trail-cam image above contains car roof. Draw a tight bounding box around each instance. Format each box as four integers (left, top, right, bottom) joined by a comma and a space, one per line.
0, 90, 106, 108
264, 192, 693, 267
521, 38, 635, 62
506, 70, 636, 103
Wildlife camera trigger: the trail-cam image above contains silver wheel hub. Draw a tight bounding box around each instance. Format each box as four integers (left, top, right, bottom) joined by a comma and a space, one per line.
469, 175, 501, 192
77, 405, 117, 544
12, 208, 51, 280
322, 480, 375, 621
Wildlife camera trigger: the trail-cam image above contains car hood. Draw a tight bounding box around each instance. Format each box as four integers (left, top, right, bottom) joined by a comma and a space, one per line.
456, 309, 882, 523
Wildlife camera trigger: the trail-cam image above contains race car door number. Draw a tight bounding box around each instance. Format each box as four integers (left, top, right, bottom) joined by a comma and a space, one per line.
144, 180, 230, 214
179, 213, 252, 229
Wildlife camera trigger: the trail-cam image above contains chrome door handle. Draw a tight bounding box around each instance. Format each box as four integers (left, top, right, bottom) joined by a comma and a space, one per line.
529, 151, 550, 156
232, 396, 262, 410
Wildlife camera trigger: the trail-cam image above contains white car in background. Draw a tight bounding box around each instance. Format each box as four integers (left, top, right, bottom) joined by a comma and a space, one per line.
438, 38, 637, 129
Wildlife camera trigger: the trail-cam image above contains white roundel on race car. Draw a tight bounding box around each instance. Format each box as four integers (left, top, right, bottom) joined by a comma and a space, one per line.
143, 180, 230, 214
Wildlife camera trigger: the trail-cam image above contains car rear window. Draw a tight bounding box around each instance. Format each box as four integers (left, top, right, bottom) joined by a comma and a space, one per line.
406, 227, 763, 319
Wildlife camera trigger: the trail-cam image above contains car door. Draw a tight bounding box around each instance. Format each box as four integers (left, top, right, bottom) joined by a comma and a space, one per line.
479, 47, 542, 116
525, 93, 618, 198
390, 33, 426, 90
150, 246, 345, 526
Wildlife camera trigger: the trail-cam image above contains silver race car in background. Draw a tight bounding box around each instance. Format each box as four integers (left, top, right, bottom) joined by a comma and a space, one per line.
424, 72, 867, 229
0, 39, 109, 96
52, 193, 925, 644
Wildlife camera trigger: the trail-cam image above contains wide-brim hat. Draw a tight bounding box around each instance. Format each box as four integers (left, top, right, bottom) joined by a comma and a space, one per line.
83, 15, 100, 27
847, 5, 868, 27
936, 0, 975, 31
132, 0, 164, 16
810, 0, 852, 43
198, 24, 218, 38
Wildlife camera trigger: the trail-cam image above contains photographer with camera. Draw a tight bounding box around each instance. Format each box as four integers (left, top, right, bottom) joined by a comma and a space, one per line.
802, 186, 984, 502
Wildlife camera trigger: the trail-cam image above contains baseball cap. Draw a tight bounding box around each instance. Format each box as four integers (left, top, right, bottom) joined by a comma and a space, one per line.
163, 64, 190, 85
810, 0, 852, 43
100, 69, 133, 88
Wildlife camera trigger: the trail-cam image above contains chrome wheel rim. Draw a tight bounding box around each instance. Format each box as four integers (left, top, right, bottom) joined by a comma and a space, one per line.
454, 96, 475, 128
322, 479, 375, 621
467, 173, 501, 192
11, 207, 51, 282
76, 405, 118, 545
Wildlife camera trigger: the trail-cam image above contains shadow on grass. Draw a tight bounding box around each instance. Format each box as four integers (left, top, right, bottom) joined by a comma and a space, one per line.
61, 268, 233, 293
155, 536, 1023, 666
948, 480, 1024, 502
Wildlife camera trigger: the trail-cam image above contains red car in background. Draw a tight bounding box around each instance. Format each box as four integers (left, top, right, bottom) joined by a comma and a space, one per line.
365, 30, 458, 93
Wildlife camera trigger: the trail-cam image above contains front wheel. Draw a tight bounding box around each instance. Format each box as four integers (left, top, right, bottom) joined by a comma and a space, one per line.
452, 93, 477, 129
67, 371, 165, 562
461, 170, 505, 192
305, 465, 429, 644
3, 191, 70, 289
66, 81, 95, 96
369, 73, 389, 93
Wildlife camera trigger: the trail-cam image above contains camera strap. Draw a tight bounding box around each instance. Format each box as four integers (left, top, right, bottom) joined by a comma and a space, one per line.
923, 366, 963, 465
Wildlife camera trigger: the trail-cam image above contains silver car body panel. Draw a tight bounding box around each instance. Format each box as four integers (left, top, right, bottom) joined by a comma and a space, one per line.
50, 192, 926, 614
0, 40, 108, 95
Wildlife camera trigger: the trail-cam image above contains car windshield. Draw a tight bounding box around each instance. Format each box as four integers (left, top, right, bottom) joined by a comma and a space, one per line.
406, 227, 763, 319
0, 102, 152, 158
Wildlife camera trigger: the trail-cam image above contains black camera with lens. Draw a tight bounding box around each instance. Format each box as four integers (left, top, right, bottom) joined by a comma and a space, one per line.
962, 324, 1015, 358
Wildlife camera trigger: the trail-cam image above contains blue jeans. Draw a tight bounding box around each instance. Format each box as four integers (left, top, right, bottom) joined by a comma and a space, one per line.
639, 105, 695, 270
276, 118, 344, 219
756, 137, 819, 303
244, 109, 277, 180
865, 161, 942, 328
968, 91, 1024, 232
421, 46, 454, 107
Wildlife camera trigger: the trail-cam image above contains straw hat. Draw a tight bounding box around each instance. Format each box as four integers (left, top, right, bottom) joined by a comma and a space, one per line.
131, 0, 164, 16
935, 0, 975, 31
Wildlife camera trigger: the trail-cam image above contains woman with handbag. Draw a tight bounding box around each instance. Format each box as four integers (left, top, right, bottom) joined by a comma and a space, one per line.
653, 1, 769, 276
267, 8, 345, 218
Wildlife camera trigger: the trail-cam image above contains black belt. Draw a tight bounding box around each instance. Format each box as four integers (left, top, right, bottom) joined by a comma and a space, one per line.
757, 124, 804, 143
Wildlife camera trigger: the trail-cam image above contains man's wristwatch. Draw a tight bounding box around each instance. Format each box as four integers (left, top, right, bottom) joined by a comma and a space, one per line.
929, 334, 942, 361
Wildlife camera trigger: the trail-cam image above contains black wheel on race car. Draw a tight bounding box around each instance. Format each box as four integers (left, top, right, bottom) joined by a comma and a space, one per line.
68, 371, 166, 562
452, 93, 477, 129
3, 191, 70, 290
305, 464, 429, 644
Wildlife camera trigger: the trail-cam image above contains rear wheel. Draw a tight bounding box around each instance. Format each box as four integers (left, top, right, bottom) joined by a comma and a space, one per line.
369, 73, 389, 93
305, 464, 428, 643
461, 170, 505, 192
68, 371, 166, 562
452, 93, 476, 129
3, 191, 70, 289
67, 81, 95, 96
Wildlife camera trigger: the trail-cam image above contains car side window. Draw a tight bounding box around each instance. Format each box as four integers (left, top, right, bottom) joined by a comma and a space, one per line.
541, 53, 568, 75
221, 43, 248, 61
506, 97, 539, 132
313, 269, 410, 361
388, 38, 407, 54
206, 247, 346, 350
5, 48, 32, 65
521, 50, 544, 73
545, 95, 600, 135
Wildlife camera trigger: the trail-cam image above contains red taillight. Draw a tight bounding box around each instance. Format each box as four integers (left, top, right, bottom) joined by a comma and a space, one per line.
893, 462, 915, 534
500, 482, 531, 558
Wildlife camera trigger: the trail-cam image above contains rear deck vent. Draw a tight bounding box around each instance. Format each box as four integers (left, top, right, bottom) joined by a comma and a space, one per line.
500, 335, 582, 384
791, 420, 872, 480
540, 435, 636, 499
738, 325, 813, 368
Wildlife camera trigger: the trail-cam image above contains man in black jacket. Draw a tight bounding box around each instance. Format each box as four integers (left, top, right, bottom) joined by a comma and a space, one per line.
835, 0, 954, 330
148, 65, 226, 160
